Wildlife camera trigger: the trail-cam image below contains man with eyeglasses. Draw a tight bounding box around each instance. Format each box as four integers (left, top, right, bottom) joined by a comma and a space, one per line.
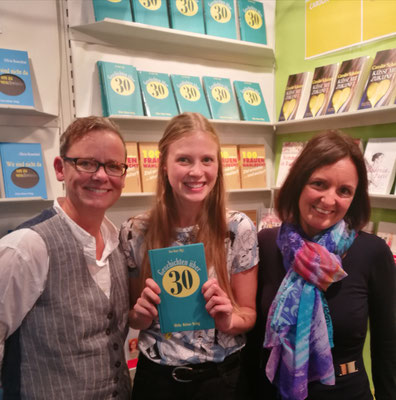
0, 116, 132, 399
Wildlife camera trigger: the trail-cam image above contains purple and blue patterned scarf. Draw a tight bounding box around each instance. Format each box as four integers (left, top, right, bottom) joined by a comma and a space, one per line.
264, 220, 356, 400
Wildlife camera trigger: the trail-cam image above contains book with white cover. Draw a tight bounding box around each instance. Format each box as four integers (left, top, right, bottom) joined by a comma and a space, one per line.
275, 141, 305, 187
376, 221, 396, 261
363, 137, 396, 195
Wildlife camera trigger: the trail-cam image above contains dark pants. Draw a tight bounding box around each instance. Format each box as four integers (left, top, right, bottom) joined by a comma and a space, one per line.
132, 352, 242, 400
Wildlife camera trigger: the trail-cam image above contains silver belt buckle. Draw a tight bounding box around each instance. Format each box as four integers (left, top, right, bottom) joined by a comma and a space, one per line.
172, 366, 194, 382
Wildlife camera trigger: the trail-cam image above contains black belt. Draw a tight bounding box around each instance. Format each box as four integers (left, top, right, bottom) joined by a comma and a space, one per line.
138, 351, 241, 383
334, 357, 364, 377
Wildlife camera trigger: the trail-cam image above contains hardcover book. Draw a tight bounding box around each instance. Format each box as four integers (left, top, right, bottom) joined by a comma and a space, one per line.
238, 144, 266, 189
275, 141, 305, 187
363, 137, 396, 195
138, 71, 178, 117
326, 56, 372, 114
168, 0, 205, 34
0, 48, 34, 107
221, 145, 241, 190
170, 74, 211, 119
233, 80, 269, 122
359, 48, 396, 110
237, 0, 267, 45
149, 243, 214, 333
123, 142, 141, 194
97, 61, 144, 117
278, 72, 313, 121
202, 76, 239, 120
138, 142, 159, 192
0, 142, 47, 199
376, 221, 396, 262
92, 0, 133, 22
303, 63, 339, 118
131, 0, 169, 28
203, 0, 237, 39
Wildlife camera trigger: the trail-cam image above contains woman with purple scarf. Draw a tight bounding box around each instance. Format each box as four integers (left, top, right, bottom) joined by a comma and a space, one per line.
240, 130, 396, 399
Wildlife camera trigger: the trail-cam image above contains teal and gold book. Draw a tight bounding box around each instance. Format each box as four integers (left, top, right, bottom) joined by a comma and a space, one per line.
168, 0, 205, 34
97, 61, 144, 117
131, 0, 169, 28
237, 0, 267, 45
202, 76, 239, 120
92, 0, 133, 22
149, 243, 215, 333
0, 48, 34, 107
170, 74, 211, 118
203, 0, 237, 39
233, 80, 269, 121
0, 142, 47, 199
138, 71, 178, 117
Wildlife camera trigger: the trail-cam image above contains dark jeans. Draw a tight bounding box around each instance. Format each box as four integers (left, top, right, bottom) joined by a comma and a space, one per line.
132, 352, 241, 400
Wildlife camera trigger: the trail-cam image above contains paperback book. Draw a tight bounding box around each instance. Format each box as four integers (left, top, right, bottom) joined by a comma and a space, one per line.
275, 141, 305, 187
326, 56, 372, 114
359, 48, 396, 110
363, 137, 396, 195
97, 61, 144, 117
376, 221, 396, 262
123, 142, 141, 194
138, 142, 159, 192
92, 0, 133, 22
138, 71, 178, 117
149, 243, 214, 333
202, 76, 239, 120
304, 63, 339, 118
278, 72, 313, 121
168, 0, 205, 34
131, 0, 169, 28
221, 144, 241, 190
237, 0, 267, 45
171, 74, 211, 118
0, 142, 47, 199
233, 80, 269, 122
0, 48, 34, 107
203, 0, 237, 39
238, 144, 266, 189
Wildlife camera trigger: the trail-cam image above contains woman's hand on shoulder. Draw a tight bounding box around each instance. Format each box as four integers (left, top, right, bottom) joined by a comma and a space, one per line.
129, 278, 161, 330
202, 278, 233, 333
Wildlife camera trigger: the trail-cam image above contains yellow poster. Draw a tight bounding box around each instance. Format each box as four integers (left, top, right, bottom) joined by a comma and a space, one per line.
363, 0, 396, 41
306, 0, 396, 59
306, 0, 361, 58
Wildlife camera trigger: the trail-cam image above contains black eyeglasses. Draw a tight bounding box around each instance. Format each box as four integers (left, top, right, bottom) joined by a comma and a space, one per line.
62, 157, 128, 177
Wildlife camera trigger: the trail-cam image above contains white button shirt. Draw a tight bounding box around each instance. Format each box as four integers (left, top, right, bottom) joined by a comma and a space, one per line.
0, 199, 121, 379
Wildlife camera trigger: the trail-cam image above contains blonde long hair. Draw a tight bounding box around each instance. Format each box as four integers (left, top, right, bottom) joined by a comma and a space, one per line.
138, 113, 235, 303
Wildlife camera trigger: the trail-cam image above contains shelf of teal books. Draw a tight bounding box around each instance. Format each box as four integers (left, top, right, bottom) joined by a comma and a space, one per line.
70, 20, 274, 68
275, 105, 396, 134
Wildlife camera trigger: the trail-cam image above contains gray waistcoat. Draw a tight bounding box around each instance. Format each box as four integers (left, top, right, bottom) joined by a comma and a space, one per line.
13, 211, 131, 399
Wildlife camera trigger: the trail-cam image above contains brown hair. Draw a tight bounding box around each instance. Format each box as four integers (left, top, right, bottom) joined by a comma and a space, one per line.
138, 112, 234, 302
60, 116, 126, 159
276, 129, 370, 230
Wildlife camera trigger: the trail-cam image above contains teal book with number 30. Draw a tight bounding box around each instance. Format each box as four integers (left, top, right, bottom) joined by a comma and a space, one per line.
168, 0, 205, 34
234, 80, 269, 121
170, 74, 211, 118
202, 76, 239, 120
237, 0, 267, 45
203, 0, 237, 39
149, 243, 214, 333
97, 61, 144, 117
138, 71, 178, 117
